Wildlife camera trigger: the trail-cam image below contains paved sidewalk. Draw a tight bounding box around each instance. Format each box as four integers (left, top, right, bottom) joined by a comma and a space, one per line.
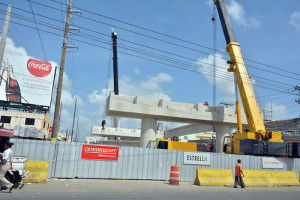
1, 179, 300, 200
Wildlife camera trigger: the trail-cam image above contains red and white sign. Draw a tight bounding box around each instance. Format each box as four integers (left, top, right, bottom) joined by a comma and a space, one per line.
81, 145, 119, 161
262, 157, 283, 169
27, 59, 52, 77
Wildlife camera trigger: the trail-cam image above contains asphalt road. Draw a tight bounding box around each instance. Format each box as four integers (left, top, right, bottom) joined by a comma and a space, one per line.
1, 179, 300, 200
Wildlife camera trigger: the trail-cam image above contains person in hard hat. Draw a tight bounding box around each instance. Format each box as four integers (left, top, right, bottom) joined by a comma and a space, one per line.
234, 159, 245, 188
0, 142, 14, 192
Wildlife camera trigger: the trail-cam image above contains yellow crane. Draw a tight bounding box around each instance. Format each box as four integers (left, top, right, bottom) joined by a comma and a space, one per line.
214, 0, 298, 156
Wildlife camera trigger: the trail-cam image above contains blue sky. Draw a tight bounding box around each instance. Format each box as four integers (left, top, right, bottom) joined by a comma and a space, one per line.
0, 0, 300, 142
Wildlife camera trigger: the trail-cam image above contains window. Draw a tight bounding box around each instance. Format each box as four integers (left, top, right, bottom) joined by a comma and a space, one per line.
25, 118, 35, 125
0, 116, 11, 124
157, 141, 168, 149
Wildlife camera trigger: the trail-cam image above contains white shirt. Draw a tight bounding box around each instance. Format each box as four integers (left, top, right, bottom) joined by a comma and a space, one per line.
2, 148, 13, 162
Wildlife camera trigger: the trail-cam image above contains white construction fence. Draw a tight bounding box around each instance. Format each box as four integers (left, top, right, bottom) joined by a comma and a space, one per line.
12, 139, 300, 181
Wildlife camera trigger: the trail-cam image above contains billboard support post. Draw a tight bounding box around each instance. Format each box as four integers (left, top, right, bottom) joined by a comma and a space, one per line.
0, 6, 11, 70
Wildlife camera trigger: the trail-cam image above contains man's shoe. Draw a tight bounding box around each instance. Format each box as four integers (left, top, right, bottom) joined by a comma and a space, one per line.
233, 187, 237, 188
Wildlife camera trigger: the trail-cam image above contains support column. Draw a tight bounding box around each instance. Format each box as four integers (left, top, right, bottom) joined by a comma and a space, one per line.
140, 118, 157, 147
214, 125, 232, 153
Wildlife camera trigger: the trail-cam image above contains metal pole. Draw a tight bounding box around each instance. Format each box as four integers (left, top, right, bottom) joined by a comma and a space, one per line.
0, 6, 11, 69
112, 30, 119, 95
52, 0, 72, 141
71, 98, 77, 142
111, 30, 120, 128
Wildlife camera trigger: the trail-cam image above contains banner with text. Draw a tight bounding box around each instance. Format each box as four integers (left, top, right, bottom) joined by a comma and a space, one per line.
183, 152, 210, 165
81, 145, 119, 161
262, 157, 283, 169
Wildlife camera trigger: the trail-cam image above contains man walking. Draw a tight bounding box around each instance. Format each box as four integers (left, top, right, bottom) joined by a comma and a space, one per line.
234, 159, 245, 188
0, 142, 14, 192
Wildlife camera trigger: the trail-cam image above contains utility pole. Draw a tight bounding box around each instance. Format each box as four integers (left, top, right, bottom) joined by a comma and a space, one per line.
71, 98, 77, 142
75, 119, 79, 142
295, 86, 300, 104
0, 6, 11, 69
51, 0, 80, 141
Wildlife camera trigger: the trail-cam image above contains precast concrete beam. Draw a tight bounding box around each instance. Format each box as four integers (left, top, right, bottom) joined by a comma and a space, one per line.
214, 124, 232, 153
106, 92, 248, 126
140, 118, 157, 147
165, 124, 214, 138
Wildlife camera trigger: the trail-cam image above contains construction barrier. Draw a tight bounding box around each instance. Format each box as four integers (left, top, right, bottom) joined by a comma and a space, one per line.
22, 161, 49, 183
242, 170, 271, 186
169, 165, 179, 185
194, 168, 234, 186
243, 170, 300, 187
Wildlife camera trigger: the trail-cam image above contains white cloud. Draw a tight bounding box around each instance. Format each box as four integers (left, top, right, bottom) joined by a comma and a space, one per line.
226, 0, 260, 28
263, 102, 287, 121
205, 0, 214, 9
86, 73, 173, 129
290, 12, 300, 33
3, 37, 175, 140
134, 68, 141, 74
197, 54, 235, 102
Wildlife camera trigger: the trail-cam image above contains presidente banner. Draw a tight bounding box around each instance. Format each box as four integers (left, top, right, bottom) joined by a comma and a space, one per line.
0, 58, 55, 107
81, 145, 119, 161
183, 152, 210, 165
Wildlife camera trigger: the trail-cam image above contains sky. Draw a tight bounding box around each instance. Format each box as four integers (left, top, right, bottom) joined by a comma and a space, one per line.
0, 0, 299, 142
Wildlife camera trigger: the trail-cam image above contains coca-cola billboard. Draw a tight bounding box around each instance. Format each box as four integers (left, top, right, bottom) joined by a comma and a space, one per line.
27, 59, 52, 77
0, 58, 55, 107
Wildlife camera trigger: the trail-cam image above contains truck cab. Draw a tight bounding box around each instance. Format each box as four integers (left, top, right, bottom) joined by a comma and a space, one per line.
147, 138, 198, 151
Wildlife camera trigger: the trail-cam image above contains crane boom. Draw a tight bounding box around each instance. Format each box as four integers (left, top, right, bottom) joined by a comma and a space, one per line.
214, 0, 265, 133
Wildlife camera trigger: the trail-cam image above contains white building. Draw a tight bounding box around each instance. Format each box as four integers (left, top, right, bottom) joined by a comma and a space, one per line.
0, 110, 51, 140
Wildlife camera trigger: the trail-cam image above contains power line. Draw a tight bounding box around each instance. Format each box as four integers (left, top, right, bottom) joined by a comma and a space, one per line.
13, 1, 300, 81
2, 10, 297, 94
0, 5, 299, 89
1, 5, 299, 91
44, 0, 300, 78
1, 6, 297, 99
4, 18, 298, 98
28, 0, 48, 61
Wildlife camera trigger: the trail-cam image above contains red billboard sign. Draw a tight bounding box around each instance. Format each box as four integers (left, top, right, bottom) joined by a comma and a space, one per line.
27, 59, 52, 77
81, 145, 119, 161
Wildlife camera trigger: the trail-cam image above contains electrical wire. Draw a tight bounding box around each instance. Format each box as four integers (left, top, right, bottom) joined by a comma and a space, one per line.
4, 18, 298, 98
1, 10, 296, 94
0, 5, 298, 91
36, 0, 300, 78
28, 0, 48, 62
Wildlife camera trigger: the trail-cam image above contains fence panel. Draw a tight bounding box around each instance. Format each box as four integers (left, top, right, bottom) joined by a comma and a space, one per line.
12, 139, 300, 181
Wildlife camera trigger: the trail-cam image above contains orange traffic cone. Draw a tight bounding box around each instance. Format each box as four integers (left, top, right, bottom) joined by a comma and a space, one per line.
169, 165, 179, 186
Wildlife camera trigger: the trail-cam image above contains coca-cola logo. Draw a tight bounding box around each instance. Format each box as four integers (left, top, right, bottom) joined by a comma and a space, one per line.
27, 59, 52, 77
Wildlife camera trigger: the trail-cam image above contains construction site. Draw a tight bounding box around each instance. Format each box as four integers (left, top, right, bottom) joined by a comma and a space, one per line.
0, 0, 300, 198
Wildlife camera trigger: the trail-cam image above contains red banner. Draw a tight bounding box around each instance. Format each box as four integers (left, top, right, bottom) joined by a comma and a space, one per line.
81, 145, 119, 161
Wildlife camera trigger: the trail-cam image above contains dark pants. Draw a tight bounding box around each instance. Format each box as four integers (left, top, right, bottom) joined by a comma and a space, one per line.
234, 176, 245, 188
